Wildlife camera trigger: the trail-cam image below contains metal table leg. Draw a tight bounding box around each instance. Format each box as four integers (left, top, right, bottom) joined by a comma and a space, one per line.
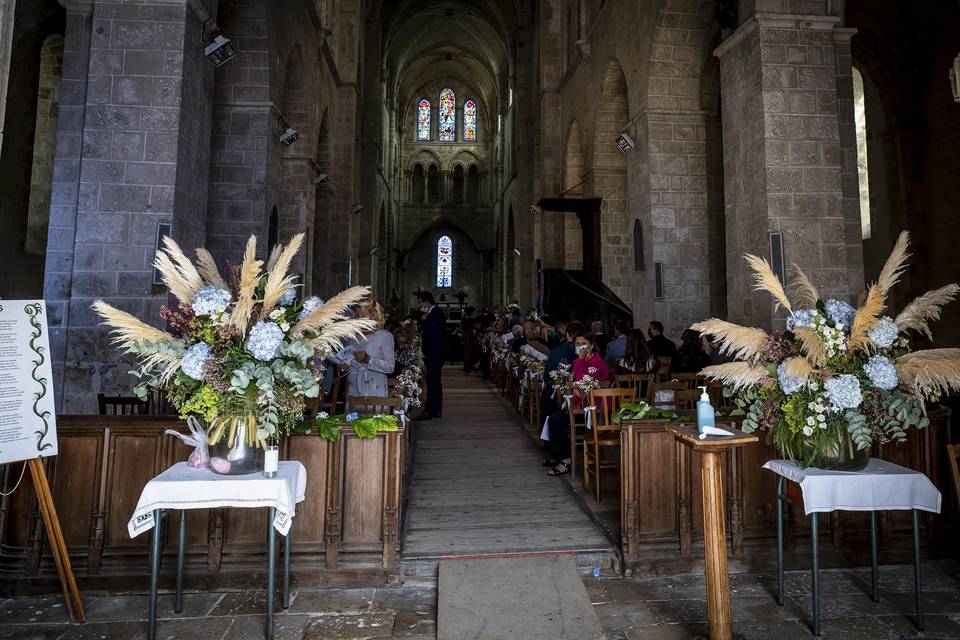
266, 507, 276, 640
869, 511, 879, 603
175, 511, 186, 613
148, 509, 163, 640
776, 476, 784, 606
913, 509, 924, 631
811, 512, 820, 637
283, 529, 291, 610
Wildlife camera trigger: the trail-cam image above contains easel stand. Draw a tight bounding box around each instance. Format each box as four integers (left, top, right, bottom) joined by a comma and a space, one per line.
26, 458, 85, 622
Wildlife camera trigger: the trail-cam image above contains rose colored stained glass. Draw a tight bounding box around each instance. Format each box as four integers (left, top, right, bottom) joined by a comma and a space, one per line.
463, 99, 477, 142
439, 88, 456, 142
417, 99, 431, 141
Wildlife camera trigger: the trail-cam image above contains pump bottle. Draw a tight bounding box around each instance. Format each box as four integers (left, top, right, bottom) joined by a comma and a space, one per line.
696, 385, 715, 434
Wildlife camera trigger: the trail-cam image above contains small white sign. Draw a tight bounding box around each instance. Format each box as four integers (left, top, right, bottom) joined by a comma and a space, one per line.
0, 301, 58, 464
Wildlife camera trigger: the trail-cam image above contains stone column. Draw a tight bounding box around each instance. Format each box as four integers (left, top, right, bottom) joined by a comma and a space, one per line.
716, 13, 859, 329
46, 0, 215, 412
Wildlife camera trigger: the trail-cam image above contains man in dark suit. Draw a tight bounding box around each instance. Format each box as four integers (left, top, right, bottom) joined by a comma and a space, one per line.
416, 291, 446, 420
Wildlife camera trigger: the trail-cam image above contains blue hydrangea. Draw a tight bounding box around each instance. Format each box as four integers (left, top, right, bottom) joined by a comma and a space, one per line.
298, 296, 324, 320
867, 316, 898, 349
191, 286, 232, 316
786, 308, 816, 332
824, 299, 856, 330
823, 374, 863, 410
279, 288, 297, 307
247, 321, 284, 361
345, 412, 359, 422
181, 342, 212, 380
777, 360, 806, 394
864, 355, 898, 390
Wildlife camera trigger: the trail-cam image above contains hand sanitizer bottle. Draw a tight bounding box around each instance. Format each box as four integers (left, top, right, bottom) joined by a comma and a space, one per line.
696, 386, 715, 434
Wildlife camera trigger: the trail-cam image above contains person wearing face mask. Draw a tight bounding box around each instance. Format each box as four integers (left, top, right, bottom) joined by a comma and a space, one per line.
333, 299, 396, 398
416, 291, 446, 420
542, 333, 609, 476
646, 320, 677, 358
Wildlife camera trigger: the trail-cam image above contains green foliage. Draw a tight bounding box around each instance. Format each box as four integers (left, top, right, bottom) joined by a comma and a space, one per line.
178, 384, 221, 422
613, 402, 675, 424
313, 413, 399, 442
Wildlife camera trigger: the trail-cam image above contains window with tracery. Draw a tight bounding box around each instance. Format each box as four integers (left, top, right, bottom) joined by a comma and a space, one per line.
417, 99, 431, 141
463, 99, 477, 142
436, 235, 453, 287
439, 88, 456, 141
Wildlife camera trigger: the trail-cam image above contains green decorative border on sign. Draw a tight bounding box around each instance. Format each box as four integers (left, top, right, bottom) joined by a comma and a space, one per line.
25, 303, 52, 452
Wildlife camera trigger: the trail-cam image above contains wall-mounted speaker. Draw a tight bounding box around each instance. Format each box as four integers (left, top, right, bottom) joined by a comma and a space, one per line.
152, 222, 172, 286
654, 261, 664, 299
769, 231, 785, 284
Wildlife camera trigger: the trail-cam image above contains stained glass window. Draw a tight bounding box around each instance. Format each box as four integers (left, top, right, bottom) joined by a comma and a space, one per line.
436, 235, 453, 288
416, 99, 431, 141
463, 99, 477, 142
439, 88, 456, 142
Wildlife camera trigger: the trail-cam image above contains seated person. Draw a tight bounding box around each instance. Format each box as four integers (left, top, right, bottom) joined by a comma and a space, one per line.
542, 333, 609, 476
617, 329, 660, 375
647, 320, 677, 358
671, 328, 711, 374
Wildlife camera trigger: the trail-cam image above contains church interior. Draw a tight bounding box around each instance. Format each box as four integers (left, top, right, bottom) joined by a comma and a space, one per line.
1, 1, 960, 638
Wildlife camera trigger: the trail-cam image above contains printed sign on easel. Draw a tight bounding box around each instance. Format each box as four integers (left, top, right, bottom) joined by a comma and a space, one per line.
0, 300, 58, 464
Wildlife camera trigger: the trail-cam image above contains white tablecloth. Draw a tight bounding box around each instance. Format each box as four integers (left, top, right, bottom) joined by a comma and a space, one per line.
763, 459, 941, 516
128, 461, 307, 538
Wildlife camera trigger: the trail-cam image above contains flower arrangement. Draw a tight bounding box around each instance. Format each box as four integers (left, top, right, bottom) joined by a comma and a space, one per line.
519, 352, 545, 377
693, 232, 960, 469
93, 234, 376, 448
548, 362, 573, 393
573, 368, 602, 395
392, 361, 424, 410
315, 411, 399, 442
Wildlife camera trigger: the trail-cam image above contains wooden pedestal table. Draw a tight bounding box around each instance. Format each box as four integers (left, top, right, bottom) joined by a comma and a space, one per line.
128, 461, 307, 640
669, 425, 758, 640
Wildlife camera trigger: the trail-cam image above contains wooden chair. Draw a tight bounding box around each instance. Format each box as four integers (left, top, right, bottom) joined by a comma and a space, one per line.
656, 357, 673, 383
324, 374, 344, 415
948, 443, 960, 512
614, 373, 655, 404
345, 395, 400, 415
97, 393, 149, 415
671, 372, 705, 390
673, 388, 701, 416
582, 387, 637, 503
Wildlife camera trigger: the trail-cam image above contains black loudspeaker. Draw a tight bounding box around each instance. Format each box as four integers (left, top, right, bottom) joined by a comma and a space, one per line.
153, 222, 172, 286
769, 231, 785, 283
654, 261, 664, 299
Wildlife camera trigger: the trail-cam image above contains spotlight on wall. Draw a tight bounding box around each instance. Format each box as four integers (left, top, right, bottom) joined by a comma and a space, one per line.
615, 132, 635, 153
205, 35, 238, 67
352, 204, 365, 215
513, 247, 522, 257
314, 173, 328, 186
280, 127, 300, 146
529, 205, 541, 215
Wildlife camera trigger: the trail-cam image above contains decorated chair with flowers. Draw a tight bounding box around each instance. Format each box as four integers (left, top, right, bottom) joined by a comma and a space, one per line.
582, 387, 637, 502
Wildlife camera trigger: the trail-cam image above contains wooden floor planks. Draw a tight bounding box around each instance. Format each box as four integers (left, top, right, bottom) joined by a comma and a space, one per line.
401, 368, 614, 559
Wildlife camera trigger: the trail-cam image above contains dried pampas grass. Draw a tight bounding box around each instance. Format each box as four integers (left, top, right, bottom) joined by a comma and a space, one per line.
152, 250, 195, 305
794, 326, 827, 366
895, 348, 960, 396
261, 233, 304, 318
784, 356, 814, 381
744, 254, 792, 313
92, 301, 178, 349
690, 318, 770, 361
877, 231, 910, 296
848, 284, 885, 352
307, 318, 379, 356
292, 285, 371, 336
787, 264, 819, 309
701, 362, 772, 391
229, 236, 263, 332
195, 248, 228, 289
895, 284, 960, 340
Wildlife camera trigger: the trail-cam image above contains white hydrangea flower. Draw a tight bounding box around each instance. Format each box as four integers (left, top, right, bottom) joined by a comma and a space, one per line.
247, 321, 284, 361
191, 286, 232, 317
181, 342, 212, 380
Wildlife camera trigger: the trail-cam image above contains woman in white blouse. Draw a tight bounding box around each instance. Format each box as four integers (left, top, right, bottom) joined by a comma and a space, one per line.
335, 300, 396, 398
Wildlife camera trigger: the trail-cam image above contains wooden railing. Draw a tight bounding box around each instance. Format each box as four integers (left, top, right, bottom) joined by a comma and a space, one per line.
0, 415, 404, 593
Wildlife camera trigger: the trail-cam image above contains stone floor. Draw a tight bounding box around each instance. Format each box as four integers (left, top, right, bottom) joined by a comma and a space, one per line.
2, 560, 959, 639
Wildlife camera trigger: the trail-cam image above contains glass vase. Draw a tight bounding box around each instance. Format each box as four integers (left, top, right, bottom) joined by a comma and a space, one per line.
805, 424, 870, 471
207, 415, 264, 475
